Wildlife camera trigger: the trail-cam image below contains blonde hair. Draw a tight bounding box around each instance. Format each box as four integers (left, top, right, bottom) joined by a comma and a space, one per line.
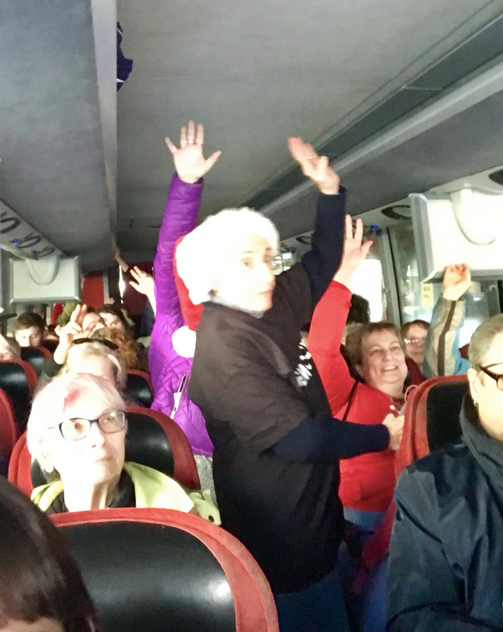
468, 314, 503, 369
176, 207, 280, 305
62, 341, 126, 389
27, 373, 125, 476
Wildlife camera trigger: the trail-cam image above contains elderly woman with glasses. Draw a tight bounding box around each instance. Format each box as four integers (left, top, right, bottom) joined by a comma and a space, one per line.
387, 313, 503, 631
28, 373, 196, 515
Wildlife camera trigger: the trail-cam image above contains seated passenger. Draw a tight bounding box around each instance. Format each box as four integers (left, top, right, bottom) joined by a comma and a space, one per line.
28, 373, 196, 515
178, 133, 402, 632
14, 312, 45, 348
82, 307, 105, 338
44, 323, 60, 342
0, 334, 20, 361
0, 476, 97, 632
387, 314, 503, 631
401, 319, 429, 370
424, 263, 471, 377
309, 216, 409, 529
91, 326, 146, 371
97, 303, 133, 336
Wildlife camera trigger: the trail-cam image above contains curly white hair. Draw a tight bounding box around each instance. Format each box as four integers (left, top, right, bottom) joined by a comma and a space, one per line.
176, 207, 280, 305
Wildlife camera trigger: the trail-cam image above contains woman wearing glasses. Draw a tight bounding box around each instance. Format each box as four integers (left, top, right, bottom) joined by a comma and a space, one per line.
388, 314, 503, 631
28, 373, 195, 515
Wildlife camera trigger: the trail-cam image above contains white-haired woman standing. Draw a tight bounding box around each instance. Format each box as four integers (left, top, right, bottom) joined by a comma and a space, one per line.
28, 373, 196, 516
176, 137, 403, 632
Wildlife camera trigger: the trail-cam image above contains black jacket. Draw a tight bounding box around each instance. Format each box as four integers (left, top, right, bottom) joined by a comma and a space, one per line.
387, 397, 503, 631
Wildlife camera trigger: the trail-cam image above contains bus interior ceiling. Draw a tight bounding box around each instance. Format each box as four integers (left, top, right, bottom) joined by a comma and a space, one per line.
1, 1, 503, 269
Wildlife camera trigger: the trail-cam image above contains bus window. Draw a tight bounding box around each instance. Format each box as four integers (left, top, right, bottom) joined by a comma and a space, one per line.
389, 222, 500, 341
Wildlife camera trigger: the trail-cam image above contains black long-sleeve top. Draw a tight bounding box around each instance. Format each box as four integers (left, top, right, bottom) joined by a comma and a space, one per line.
189, 189, 388, 593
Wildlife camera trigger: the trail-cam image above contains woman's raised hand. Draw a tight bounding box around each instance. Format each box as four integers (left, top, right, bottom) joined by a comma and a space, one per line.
442, 264, 472, 301
288, 137, 340, 195
333, 216, 372, 288
130, 266, 155, 297
165, 122, 222, 184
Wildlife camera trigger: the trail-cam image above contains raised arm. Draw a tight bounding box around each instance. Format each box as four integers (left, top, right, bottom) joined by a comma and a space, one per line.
287, 138, 346, 309
309, 217, 372, 413
154, 122, 221, 318
423, 264, 471, 378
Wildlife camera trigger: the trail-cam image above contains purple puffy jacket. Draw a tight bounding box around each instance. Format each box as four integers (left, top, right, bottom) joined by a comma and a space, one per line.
149, 173, 213, 456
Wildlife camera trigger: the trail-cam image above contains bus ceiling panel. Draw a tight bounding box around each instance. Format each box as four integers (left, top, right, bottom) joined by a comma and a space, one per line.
116, 0, 503, 240
0, 0, 117, 272
267, 86, 503, 241
241, 10, 503, 212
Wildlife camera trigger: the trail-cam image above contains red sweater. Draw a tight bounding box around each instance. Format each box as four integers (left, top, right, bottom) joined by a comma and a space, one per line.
309, 281, 401, 512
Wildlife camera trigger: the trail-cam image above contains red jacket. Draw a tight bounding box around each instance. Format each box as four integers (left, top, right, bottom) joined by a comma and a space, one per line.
309, 281, 403, 512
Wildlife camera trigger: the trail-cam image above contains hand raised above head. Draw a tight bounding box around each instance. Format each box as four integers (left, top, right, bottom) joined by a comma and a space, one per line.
442, 264, 471, 301
287, 136, 340, 195
130, 266, 155, 296
165, 121, 222, 184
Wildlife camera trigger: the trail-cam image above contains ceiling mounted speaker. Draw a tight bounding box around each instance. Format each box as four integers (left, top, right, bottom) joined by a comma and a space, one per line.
450, 188, 503, 246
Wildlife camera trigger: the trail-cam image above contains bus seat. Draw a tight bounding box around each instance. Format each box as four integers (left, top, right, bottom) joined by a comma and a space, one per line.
126, 370, 153, 408
0, 360, 37, 432
52, 508, 279, 632
405, 357, 424, 386
9, 407, 200, 495
41, 339, 58, 354
125, 407, 200, 490
7, 432, 32, 496
0, 387, 19, 463
21, 346, 51, 376
355, 375, 469, 590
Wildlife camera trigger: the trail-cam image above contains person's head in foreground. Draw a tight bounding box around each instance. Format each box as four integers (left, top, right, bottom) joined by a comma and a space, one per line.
14, 312, 45, 348
0, 335, 20, 361
176, 208, 279, 313
346, 321, 408, 398
0, 476, 97, 632
402, 319, 429, 367
467, 314, 503, 441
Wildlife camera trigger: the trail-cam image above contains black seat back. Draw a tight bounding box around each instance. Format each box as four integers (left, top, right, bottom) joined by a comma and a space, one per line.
126, 372, 153, 408
0, 362, 32, 432
59, 519, 236, 632
31, 411, 175, 487
20, 347, 47, 377
426, 380, 468, 452
42, 339, 58, 354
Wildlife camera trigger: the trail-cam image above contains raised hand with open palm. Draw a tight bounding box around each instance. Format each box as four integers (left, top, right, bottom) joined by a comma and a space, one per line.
165, 121, 222, 184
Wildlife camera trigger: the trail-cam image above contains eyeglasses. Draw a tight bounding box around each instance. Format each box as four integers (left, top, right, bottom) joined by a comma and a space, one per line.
57, 410, 126, 441
478, 364, 503, 391
73, 338, 119, 351
404, 337, 427, 346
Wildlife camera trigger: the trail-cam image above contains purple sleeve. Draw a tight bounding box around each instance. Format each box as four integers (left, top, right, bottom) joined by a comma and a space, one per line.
153, 173, 203, 317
